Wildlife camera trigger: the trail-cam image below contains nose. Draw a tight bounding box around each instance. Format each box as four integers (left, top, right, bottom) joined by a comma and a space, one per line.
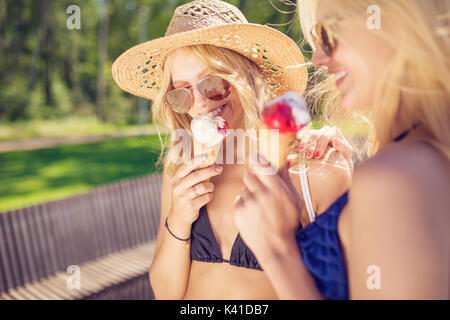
189, 87, 209, 116
311, 46, 331, 68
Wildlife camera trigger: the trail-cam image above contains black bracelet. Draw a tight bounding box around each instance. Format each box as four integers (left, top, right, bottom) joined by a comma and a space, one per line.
165, 217, 190, 246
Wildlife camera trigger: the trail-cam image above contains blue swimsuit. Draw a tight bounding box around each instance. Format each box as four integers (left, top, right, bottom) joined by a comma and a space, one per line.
295, 128, 414, 300
295, 191, 349, 299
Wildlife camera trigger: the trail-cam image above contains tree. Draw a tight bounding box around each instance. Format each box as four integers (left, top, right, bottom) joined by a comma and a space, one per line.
96, 0, 111, 122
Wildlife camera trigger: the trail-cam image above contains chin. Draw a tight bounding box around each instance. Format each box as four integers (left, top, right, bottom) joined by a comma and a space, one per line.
340, 92, 370, 111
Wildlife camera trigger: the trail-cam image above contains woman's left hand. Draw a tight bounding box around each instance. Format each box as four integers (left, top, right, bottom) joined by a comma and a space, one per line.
296, 125, 354, 174
234, 156, 303, 263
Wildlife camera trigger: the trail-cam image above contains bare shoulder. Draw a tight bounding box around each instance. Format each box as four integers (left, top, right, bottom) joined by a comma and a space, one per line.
354, 140, 449, 189
349, 140, 450, 227
291, 148, 352, 216
345, 141, 450, 299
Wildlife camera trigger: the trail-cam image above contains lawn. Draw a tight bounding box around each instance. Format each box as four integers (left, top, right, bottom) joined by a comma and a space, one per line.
0, 116, 166, 142
0, 135, 166, 213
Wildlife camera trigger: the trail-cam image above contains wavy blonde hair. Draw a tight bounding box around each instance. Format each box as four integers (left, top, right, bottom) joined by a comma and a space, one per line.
153, 45, 270, 175
298, 0, 450, 160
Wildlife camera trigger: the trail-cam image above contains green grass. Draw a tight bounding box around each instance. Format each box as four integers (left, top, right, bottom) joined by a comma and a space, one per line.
0, 135, 166, 212
0, 116, 166, 142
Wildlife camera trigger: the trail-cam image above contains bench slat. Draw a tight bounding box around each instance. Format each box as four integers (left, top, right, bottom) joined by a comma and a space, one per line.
48, 200, 69, 271
88, 190, 109, 257
139, 176, 157, 242
98, 185, 118, 255
100, 185, 124, 252
112, 185, 131, 250
40, 202, 60, 276
10, 209, 33, 285
57, 198, 81, 269
2, 212, 23, 288
22, 282, 62, 300
121, 182, 143, 246
144, 175, 162, 239
132, 178, 148, 245
17, 208, 40, 283
0, 211, 15, 292
32, 205, 55, 277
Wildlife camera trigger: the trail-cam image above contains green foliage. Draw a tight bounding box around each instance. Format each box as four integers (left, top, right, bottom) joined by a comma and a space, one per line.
0, 134, 166, 212
0, 0, 306, 125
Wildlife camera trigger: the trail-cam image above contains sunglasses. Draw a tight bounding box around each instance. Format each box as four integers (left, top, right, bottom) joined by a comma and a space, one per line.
166, 75, 231, 114
310, 22, 338, 57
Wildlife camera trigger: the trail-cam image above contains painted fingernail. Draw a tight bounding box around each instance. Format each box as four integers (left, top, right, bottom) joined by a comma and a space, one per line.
315, 151, 320, 158
307, 151, 312, 158
287, 161, 291, 169
298, 144, 305, 151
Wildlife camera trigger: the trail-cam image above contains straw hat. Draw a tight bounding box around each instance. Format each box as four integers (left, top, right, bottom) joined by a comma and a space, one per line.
111, 0, 308, 101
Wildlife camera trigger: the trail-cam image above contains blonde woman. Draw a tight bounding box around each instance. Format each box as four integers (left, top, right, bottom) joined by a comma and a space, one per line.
112, 0, 352, 299
234, 0, 450, 299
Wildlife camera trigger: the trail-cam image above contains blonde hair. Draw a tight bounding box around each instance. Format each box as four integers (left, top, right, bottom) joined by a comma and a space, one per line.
153, 45, 270, 175
298, 0, 450, 160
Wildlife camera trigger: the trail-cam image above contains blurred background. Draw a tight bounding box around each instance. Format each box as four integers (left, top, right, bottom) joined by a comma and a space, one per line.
0, 0, 374, 301
0, 0, 306, 213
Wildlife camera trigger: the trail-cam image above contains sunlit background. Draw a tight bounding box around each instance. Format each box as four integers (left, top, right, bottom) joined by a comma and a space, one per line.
0, 0, 376, 301
0, 0, 305, 212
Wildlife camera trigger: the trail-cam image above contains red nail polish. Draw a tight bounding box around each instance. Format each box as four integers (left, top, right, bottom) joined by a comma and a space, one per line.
287, 161, 291, 169
298, 144, 305, 151
315, 151, 320, 158
307, 151, 312, 158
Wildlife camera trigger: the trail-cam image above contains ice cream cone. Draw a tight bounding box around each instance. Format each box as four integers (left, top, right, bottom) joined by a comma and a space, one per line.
258, 123, 296, 172
191, 113, 228, 170
193, 139, 222, 169
257, 91, 310, 173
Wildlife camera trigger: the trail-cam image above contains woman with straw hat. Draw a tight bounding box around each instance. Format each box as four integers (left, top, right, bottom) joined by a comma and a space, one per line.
112, 0, 352, 299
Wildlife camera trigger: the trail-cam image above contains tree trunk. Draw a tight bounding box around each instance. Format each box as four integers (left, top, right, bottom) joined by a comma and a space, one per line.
8, 0, 26, 79
43, 13, 54, 107
96, 0, 110, 122
28, 0, 50, 91
64, 36, 81, 107
0, 0, 6, 52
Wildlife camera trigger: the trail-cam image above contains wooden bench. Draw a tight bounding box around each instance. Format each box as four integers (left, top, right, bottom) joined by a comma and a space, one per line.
0, 173, 162, 300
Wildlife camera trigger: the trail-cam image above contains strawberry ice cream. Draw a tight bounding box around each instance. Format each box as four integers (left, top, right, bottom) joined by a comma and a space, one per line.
259, 91, 310, 171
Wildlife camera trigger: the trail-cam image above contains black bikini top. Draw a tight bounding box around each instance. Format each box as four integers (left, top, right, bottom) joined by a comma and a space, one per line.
190, 205, 263, 271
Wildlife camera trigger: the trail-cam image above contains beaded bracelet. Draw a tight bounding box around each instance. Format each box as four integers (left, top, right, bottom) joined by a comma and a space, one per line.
165, 217, 190, 248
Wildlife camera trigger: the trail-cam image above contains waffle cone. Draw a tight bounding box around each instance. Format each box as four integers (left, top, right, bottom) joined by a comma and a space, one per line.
193, 140, 221, 169
258, 124, 295, 172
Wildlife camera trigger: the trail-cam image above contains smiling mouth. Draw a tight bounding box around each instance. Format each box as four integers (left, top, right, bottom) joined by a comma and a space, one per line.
334, 70, 349, 82
209, 103, 227, 117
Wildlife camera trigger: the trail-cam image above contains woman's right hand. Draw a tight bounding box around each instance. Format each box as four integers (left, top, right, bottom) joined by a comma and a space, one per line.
168, 154, 224, 225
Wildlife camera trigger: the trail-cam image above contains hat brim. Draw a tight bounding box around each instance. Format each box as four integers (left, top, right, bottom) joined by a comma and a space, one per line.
112, 23, 308, 101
